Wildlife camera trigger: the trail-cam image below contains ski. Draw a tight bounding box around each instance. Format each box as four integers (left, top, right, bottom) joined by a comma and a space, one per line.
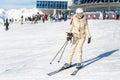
71, 66, 83, 76
47, 67, 66, 76
47, 65, 74, 76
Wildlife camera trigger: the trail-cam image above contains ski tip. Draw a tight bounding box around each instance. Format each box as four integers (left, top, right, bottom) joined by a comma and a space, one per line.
47, 74, 51, 76
70, 71, 77, 76
71, 74, 75, 76
50, 62, 52, 64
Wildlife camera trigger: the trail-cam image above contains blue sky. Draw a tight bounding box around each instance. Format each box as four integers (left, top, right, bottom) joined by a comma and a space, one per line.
0, 0, 36, 9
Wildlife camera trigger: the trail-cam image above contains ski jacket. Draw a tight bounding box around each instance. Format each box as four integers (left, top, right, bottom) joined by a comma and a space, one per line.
67, 14, 91, 39
4, 22, 9, 27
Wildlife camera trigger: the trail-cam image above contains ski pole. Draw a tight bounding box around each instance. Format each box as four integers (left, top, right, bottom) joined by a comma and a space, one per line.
58, 41, 68, 63
50, 40, 68, 64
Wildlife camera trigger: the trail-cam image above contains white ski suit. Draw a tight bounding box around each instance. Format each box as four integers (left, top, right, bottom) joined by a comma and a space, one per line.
66, 14, 91, 64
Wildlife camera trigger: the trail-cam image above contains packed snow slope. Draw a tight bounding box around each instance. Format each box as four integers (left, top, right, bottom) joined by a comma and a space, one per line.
0, 20, 120, 80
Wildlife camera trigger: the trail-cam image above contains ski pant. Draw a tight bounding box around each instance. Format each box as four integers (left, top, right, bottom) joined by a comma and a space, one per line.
6, 26, 9, 31
66, 38, 85, 64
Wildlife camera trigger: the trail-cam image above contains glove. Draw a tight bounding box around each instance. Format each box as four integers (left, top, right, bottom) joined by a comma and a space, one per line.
88, 37, 91, 44
66, 33, 73, 41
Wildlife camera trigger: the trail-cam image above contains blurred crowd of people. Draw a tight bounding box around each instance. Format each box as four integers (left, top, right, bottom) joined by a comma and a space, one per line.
1, 12, 72, 31
20, 12, 70, 24
1, 10, 120, 31
3, 10, 120, 25
1, 12, 71, 25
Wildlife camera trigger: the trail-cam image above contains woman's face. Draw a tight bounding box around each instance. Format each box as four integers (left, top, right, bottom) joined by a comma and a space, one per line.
76, 13, 83, 19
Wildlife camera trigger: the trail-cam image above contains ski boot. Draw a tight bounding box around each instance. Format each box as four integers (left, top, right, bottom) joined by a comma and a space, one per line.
63, 63, 71, 69
76, 63, 82, 69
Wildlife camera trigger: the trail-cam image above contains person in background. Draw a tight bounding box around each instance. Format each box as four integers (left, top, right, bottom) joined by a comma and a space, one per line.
21, 16, 23, 24
42, 15, 45, 23
50, 14, 54, 23
4, 18, 9, 31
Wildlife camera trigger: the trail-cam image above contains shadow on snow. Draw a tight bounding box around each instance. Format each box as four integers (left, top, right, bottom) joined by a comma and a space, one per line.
82, 49, 119, 68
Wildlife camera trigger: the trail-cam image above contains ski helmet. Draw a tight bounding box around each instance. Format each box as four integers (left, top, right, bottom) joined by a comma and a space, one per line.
76, 8, 83, 14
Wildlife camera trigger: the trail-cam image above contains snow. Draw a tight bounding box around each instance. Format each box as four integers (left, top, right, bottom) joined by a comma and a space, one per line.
6, 8, 43, 21
0, 8, 43, 23
0, 8, 5, 24
0, 20, 120, 80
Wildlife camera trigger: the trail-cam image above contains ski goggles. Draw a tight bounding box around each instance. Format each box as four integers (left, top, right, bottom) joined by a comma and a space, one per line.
76, 13, 83, 16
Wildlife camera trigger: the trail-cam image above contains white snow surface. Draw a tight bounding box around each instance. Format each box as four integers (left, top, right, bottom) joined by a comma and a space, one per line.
5, 8, 43, 20
0, 20, 120, 80
0, 8, 43, 23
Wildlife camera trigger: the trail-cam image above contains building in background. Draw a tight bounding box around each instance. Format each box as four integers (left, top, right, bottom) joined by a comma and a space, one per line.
69, 0, 120, 12
36, 0, 120, 19
36, 0, 68, 14
69, 0, 120, 19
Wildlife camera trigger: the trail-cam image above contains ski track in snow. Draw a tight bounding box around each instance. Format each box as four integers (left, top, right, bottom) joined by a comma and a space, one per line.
0, 20, 120, 80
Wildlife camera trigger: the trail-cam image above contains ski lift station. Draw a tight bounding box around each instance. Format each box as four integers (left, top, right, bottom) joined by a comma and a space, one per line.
36, 0, 120, 13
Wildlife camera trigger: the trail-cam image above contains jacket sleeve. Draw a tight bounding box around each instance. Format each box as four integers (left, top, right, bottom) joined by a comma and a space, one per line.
67, 21, 74, 33
85, 20, 91, 38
